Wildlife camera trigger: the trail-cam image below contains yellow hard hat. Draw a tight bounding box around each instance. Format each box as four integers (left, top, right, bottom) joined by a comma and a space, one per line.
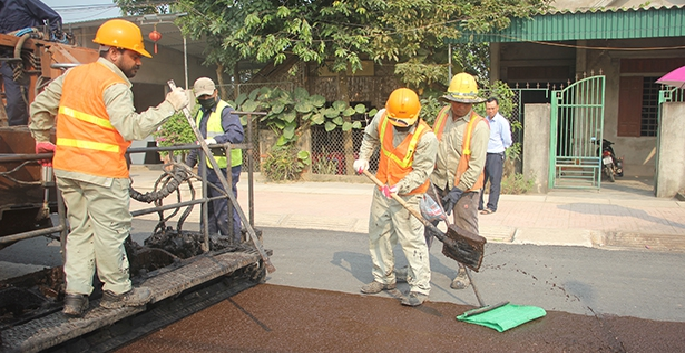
442, 73, 486, 103
385, 88, 421, 127
93, 19, 152, 58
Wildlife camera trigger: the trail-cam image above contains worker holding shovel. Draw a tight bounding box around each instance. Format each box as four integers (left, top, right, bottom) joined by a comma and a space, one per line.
430, 73, 489, 290
353, 88, 438, 307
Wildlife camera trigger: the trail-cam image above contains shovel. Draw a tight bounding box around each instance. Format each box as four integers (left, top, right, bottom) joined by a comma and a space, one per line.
361, 170, 486, 271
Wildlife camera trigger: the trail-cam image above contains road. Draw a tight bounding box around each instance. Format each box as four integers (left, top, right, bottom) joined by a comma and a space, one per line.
1, 220, 684, 322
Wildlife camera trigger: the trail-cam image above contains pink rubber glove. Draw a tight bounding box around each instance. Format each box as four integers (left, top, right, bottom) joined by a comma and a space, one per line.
36, 141, 56, 167
381, 184, 399, 199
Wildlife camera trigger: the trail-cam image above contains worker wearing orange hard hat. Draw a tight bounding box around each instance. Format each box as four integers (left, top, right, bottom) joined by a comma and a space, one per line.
353, 88, 438, 306
28, 18, 189, 317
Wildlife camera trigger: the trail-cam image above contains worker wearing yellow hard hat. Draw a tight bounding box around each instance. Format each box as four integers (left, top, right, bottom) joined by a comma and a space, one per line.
93, 18, 152, 58
429, 72, 490, 290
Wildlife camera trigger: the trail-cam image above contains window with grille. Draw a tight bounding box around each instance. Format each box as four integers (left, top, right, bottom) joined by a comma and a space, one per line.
617, 76, 662, 137
640, 77, 660, 137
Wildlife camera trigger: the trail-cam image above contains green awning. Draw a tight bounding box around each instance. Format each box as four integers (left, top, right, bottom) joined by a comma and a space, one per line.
450, 6, 684, 43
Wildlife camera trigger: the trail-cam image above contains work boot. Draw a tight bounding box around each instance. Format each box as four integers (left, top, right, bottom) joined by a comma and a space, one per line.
394, 266, 409, 283
401, 291, 428, 307
63, 294, 89, 317
360, 281, 396, 294
100, 286, 153, 309
450, 268, 470, 289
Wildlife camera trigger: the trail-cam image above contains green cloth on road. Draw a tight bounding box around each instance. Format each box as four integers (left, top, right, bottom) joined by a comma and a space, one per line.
457, 304, 546, 332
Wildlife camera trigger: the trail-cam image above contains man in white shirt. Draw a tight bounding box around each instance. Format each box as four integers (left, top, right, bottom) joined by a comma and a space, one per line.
479, 97, 512, 215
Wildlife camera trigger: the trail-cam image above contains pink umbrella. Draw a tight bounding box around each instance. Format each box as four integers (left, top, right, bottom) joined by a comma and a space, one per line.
656, 66, 685, 89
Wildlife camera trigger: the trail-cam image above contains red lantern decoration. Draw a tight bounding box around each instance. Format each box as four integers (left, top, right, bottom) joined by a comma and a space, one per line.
148, 27, 162, 54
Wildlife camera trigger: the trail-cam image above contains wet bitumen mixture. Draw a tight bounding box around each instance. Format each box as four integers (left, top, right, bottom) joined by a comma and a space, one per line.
113, 284, 683, 353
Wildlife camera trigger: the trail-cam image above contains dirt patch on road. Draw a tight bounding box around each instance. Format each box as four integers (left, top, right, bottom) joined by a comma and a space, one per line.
117, 284, 683, 353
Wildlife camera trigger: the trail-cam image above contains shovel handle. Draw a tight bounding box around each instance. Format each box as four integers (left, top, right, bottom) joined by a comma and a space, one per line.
361, 170, 432, 228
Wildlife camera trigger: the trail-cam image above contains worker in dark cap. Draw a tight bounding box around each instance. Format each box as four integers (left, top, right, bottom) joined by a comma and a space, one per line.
186, 77, 246, 244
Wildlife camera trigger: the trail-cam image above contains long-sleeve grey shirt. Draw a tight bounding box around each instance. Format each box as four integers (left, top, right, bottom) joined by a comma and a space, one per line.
431, 108, 490, 192
29, 57, 178, 186
358, 109, 438, 194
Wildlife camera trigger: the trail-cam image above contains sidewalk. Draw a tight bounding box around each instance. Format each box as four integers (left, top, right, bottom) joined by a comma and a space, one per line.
128, 166, 685, 252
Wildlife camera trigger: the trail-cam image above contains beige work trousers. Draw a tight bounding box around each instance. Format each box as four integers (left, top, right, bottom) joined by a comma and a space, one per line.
58, 177, 132, 296
368, 187, 431, 295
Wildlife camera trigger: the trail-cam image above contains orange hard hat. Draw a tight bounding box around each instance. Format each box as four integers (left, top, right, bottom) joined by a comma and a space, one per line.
385, 88, 421, 127
93, 19, 152, 58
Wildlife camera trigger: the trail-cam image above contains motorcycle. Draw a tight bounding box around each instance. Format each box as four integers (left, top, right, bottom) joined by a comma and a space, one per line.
591, 137, 623, 182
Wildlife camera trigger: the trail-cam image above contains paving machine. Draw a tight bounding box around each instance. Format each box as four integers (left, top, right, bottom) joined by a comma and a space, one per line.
0, 31, 269, 353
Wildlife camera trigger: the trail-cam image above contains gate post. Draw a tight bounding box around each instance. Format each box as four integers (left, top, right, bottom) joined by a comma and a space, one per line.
656, 102, 685, 197
523, 104, 551, 193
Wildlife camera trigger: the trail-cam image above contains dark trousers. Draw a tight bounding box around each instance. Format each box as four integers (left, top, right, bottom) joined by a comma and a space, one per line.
426, 187, 480, 271
205, 165, 243, 242
1, 61, 29, 126
479, 152, 504, 212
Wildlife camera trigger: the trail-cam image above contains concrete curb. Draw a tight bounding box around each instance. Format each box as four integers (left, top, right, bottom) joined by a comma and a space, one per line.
127, 166, 685, 253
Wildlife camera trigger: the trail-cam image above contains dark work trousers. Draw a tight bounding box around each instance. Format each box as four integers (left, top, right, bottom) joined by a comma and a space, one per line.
425, 188, 480, 271
451, 191, 480, 272
1, 61, 29, 125
205, 165, 243, 242
479, 152, 504, 212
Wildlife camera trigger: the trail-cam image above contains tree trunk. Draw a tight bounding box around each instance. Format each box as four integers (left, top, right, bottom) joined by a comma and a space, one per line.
216, 63, 226, 100
233, 61, 240, 101
337, 72, 355, 175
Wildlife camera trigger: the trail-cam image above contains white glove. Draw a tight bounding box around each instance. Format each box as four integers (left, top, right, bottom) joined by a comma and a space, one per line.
204, 138, 217, 145
165, 87, 189, 111
353, 159, 369, 174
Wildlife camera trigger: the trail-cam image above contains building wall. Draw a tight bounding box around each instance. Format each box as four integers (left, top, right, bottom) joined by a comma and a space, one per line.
583, 37, 684, 176
656, 102, 685, 197
498, 37, 684, 177
523, 103, 551, 193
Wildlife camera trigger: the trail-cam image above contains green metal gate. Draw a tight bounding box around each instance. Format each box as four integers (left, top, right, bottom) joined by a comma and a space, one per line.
549, 75, 606, 189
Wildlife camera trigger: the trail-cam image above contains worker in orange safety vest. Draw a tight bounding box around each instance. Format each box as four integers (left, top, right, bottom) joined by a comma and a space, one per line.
353, 88, 438, 307
28, 19, 189, 317
429, 73, 490, 290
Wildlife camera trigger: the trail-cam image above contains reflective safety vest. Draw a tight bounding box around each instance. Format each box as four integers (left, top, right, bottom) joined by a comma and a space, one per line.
375, 114, 431, 195
53, 62, 131, 178
432, 106, 488, 192
196, 99, 242, 169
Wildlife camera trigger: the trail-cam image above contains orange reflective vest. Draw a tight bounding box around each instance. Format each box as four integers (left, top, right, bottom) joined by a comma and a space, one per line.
432, 106, 488, 191
53, 62, 132, 178
375, 115, 431, 195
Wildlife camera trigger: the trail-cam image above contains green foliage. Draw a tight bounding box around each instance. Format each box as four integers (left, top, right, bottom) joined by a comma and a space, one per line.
312, 148, 338, 175
262, 145, 311, 181
419, 91, 446, 125
506, 142, 522, 162
501, 173, 535, 194
229, 87, 363, 147
153, 107, 198, 157
168, 0, 551, 89
226, 86, 363, 181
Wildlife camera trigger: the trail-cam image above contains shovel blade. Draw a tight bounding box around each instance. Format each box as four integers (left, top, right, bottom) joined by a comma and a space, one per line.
433, 224, 486, 271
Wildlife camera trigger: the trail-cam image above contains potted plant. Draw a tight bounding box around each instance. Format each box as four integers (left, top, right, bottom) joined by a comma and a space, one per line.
153, 105, 198, 167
